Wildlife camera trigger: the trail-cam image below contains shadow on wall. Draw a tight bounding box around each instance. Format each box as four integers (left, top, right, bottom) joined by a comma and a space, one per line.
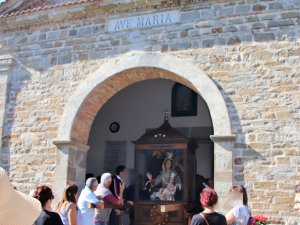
1, 59, 33, 185
212, 81, 265, 189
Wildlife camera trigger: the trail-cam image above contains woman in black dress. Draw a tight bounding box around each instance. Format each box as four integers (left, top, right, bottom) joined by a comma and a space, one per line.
191, 188, 226, 225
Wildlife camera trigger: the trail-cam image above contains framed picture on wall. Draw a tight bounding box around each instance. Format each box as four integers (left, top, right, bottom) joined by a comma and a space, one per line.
171, 83, 197, 117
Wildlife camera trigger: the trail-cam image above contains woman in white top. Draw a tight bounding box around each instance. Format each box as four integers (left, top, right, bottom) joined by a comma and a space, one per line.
57, 184, 82, 225
226, 185, 251, 225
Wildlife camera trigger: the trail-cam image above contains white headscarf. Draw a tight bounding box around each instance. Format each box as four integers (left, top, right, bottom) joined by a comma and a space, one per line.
95, 173, 112, 198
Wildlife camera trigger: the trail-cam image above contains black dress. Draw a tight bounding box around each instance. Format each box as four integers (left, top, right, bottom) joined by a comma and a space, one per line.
191, 212, 227, 225
34, 209, 63, 225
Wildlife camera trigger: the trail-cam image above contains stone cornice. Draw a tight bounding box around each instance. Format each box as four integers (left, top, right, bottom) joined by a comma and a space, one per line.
210, 134, 236, 142
53, 139, 90, 152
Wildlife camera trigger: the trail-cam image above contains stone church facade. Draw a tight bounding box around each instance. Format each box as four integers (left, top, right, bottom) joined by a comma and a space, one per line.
0, 0, 299, 223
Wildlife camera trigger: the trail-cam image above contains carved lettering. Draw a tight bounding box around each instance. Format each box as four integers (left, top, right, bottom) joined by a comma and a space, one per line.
108, 10, 179, 32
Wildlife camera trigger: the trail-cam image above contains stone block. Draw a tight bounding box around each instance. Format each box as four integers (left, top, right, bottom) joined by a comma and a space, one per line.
212, 27, 222, 33
224, 25, 238, 32
58, 54, 72, 65
67, 166, 76, 181
246, 16, 259, 22
267, 19, 295, 28
47, 31, 61, 40
283, 0, 300, 8
180, 30, 188, 37
234, 157, 242, 165
227, 36, 241, 45
228, 18, 245, 24
253, 4, 267, 11
254, 181, 277, 190
276, 157, 291, 166
169, 40, 191, 51
252, 22, 266, 29
180, 11, 200, 22
254, 32, 276, 42
200, 9, 216, 19
218, 7, 234, 16
281, 11, 300, 19
78, 27, 92, 37
235, 5, 251, 14
202, 39, 214, 48
269, 2, 283, 10
39, 33, 47, 41
75, 150, 87, 169
69, 29, 78, 36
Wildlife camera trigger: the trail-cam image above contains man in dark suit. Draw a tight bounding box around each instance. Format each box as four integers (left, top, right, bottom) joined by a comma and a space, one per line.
109, 165, 133, 225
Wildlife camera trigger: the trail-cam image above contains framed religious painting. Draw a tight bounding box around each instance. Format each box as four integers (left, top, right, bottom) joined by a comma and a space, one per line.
136, 149, 185, 202
171, 83, 197, 117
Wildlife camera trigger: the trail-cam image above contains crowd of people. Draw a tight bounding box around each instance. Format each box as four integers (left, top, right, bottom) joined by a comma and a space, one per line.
0, 166, 300, 225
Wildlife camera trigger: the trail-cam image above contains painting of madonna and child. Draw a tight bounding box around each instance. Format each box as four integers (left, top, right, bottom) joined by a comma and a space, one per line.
136, 149, 184, 202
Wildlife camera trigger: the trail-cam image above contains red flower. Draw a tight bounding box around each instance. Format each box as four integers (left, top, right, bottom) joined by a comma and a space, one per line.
253, 215, 268, 223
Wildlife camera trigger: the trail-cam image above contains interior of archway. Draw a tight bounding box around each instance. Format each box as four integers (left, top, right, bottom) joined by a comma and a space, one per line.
86, 78, 214, 190
70, 67, 201, 144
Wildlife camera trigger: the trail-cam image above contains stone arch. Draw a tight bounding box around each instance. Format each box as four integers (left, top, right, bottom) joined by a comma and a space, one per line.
53, 53, 235, 209
57, 53, 233, 144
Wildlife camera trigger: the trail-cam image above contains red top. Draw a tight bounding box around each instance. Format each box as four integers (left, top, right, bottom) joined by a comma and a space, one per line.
103, 194, 119, 205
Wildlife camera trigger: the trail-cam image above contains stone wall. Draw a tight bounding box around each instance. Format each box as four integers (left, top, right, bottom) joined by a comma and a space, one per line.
0, 0, 299, 223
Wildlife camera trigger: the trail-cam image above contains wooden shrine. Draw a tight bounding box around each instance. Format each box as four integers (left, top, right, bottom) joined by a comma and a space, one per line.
133, 116, 196, 225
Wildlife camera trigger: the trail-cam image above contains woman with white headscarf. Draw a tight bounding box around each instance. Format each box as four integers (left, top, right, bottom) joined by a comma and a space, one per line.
93, 173, 125, 225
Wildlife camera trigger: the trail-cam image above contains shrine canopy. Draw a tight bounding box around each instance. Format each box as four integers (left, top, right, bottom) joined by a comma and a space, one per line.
134, 117, 189, 144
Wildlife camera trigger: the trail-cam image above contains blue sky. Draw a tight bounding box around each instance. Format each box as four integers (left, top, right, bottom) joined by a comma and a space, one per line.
0, 0, 6, 3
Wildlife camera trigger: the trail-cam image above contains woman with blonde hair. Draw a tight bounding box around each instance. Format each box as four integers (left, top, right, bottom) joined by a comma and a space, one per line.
57, 184, 82, 225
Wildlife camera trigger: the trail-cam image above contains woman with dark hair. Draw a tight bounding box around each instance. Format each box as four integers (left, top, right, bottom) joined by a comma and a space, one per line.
33, 185, 63, 225
57, 184, 82, 225
226, 185, 250, 225
191, 188, 226, 225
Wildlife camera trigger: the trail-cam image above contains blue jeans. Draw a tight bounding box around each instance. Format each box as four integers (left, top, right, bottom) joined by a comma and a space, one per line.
94, 221, 108, 225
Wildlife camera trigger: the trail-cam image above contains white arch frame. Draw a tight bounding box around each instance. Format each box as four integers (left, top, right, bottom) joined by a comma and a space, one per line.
57, 52, 233, 141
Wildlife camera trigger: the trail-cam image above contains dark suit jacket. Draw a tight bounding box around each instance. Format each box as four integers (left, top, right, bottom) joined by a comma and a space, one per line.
110, 175, 124, 198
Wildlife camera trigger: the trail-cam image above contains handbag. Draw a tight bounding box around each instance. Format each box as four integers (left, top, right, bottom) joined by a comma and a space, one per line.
199, 213, 210, 225
247, 208, 256, 225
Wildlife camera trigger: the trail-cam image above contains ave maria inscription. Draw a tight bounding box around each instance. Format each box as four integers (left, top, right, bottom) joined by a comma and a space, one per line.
108, 10, 179, 32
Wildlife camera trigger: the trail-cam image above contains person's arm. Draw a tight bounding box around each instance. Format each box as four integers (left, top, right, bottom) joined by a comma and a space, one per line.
95, 201, 104, 209
118, 182, 125, 204
87, 192, 104, 210
146, 172, 162, 186
146, 172, 155, 185
190, 214, 202, 225
67, 204, 77, 225
225, 209, 236, 225
103, 194, 123, 206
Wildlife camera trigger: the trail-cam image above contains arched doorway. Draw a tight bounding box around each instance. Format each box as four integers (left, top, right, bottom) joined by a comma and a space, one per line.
53, 53, 235, 211
86, 78, 214, 180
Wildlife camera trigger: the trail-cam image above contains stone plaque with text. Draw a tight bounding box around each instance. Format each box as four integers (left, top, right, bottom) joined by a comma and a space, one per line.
108, 10, 179, 32
104, 141, 127, 173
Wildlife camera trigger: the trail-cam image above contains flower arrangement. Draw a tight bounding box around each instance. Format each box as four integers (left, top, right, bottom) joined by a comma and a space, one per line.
253, 215, 268, 225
